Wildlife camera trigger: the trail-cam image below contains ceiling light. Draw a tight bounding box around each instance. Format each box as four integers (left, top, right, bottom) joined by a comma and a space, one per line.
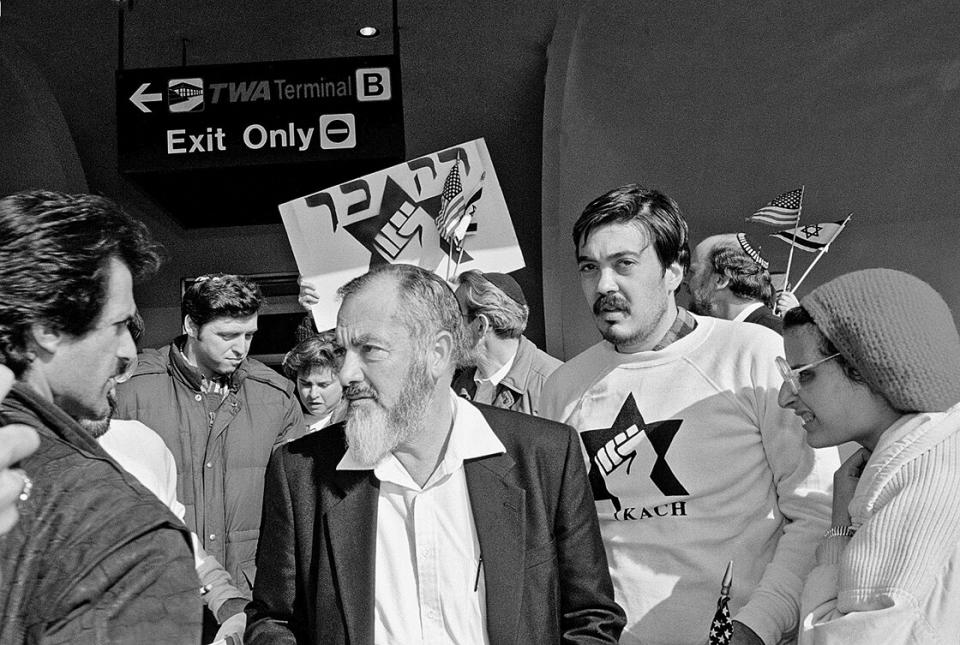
357, 26, 380, 38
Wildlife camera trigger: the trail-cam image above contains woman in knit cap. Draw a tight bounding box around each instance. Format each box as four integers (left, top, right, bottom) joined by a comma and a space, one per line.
777, 268, 960, 644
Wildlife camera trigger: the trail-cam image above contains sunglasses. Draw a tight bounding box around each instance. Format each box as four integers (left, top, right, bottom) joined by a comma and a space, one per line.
775, 353, 841, 395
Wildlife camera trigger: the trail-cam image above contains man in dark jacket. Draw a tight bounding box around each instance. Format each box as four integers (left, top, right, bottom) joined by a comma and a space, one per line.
0, 190, 201, 643
246, 264, 624, 644
115, 274, 303, 609
687, 233, 785, 333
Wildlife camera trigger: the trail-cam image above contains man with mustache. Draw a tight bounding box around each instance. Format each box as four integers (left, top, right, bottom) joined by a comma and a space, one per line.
0, 190, 201, 642
541, 185, 837, 645
246, 263, 625, 644
115, 273, 303, 638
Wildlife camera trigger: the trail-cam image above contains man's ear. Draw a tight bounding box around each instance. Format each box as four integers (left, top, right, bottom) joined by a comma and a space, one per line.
29, 322, 63, 355
715, 273, 731, 290
184, 315, 199, 338
428, 330, 455, 379
665, 262, 684, 292
475, 313, 489, 338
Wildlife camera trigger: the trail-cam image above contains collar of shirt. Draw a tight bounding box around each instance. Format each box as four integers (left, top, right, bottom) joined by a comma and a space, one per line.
473, 346, 518, 389
175, 343, 231, 397
336, 390, 506, 488
649, 306, 698, 351
732, 301, 766, 323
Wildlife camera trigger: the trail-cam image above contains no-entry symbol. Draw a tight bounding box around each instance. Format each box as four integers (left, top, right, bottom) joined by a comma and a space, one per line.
319, 113, 356, 149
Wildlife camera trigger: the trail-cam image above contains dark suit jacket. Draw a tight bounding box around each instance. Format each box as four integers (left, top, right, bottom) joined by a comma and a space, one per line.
743, 305, 783, 334
245, 405, 625, 644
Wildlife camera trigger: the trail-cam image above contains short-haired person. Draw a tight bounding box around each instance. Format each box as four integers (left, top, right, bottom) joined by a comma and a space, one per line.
452, 270, 560, 415
87, 315, 249, 642
246, 263, 625, 644
282, 330, 345, 438
778, 269, 960, 643
0, 190, 201, 642
541, 184, 836, 645
687, 233, 787, 332
115, 274, 303, 611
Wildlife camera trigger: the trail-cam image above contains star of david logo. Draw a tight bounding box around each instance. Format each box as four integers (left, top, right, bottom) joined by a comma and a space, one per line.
579, 393, 687, 510
800, 224, 822, 238
343, 177, 472, 268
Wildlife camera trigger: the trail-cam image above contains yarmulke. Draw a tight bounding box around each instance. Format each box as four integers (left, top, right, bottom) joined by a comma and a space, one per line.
801, 268, 960, 412
481, 272, 527, 307
736, 233, 769, 270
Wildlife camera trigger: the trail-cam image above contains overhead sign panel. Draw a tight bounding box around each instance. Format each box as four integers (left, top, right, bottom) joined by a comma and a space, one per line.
117, 56, 403, 173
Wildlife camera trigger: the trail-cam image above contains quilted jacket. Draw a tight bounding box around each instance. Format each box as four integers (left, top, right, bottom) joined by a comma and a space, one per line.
115, 337, 302, 597
0, 382, 202, 643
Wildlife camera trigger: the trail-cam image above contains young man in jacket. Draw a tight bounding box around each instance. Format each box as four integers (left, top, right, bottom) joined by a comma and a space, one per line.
115, 273, 302, 629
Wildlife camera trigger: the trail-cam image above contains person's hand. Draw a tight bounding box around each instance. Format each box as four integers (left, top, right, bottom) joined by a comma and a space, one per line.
0, 364, 40, 535
297, 275, 321, 310
832, 447, 870, 526
211, 610, 246, 645
775, 291, 800, 317
730, 620, 764, 645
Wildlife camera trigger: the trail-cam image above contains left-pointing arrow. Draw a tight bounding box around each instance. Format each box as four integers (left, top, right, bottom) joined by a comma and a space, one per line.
130, 82, 163, 113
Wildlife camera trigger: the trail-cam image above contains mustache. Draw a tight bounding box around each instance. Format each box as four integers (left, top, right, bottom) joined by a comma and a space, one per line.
343, 383, 377, 401
593, 293, 630, 316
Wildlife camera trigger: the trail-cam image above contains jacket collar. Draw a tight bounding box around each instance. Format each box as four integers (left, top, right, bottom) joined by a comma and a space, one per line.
497, 335, 537, 398
168, 335, 248, 392
2, 382, 103, 455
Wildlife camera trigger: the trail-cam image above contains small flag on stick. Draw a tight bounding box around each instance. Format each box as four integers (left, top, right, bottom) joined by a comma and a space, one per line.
770, 218, 848, 253
747, 187, 803, 227
708, 561, 734, 645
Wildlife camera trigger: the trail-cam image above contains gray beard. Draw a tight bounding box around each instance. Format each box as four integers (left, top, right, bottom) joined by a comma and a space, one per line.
344, 360, 434, 467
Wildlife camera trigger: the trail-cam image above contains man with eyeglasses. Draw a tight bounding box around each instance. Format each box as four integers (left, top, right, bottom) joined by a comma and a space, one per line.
541, 184, 839, 645
452, 271, 560, 416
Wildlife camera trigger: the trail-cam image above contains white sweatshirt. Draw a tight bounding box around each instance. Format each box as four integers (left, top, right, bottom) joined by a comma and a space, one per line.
541, 315, 837, 645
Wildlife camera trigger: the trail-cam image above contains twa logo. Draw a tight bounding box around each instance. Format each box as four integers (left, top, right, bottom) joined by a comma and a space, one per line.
168, 78, 204, 113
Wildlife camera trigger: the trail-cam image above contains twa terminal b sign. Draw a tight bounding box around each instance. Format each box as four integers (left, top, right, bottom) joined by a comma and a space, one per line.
116, 56, 404, 173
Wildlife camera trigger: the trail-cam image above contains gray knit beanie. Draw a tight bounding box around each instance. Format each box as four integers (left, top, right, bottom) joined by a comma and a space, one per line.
801, 268, 960, 413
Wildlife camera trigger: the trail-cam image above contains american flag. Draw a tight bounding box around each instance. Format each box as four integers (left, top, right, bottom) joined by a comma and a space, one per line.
747, 187, 803, 227
436, 160, 464, 237
708, 561, 734, 645
436, 162, 485, 248
770, 217, 849, 253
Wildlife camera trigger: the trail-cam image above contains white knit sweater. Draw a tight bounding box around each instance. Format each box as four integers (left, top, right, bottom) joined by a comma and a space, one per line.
800, 406, 960, 644
542, 315, 837, 645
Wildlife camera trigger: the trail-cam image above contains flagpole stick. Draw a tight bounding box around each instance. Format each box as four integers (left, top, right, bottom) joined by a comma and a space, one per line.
789, 213, 852, 293
721, 560, 733, 595
454, 244, 466, 274
790, 248, 828, 293
776, 185, 804, 314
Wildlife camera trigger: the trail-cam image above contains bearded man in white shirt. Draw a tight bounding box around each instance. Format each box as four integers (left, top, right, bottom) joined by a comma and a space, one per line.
246, 263, 625, 645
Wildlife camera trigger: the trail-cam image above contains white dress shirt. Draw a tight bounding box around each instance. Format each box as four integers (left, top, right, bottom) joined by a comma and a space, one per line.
337, 392, 506, 645
473, 348, 517, 405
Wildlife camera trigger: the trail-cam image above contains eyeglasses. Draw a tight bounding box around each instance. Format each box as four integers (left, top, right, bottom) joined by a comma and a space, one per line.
775, 353, 841, 395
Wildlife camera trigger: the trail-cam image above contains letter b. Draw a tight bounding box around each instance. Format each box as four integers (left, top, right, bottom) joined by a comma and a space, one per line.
356, 67, 391, 101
